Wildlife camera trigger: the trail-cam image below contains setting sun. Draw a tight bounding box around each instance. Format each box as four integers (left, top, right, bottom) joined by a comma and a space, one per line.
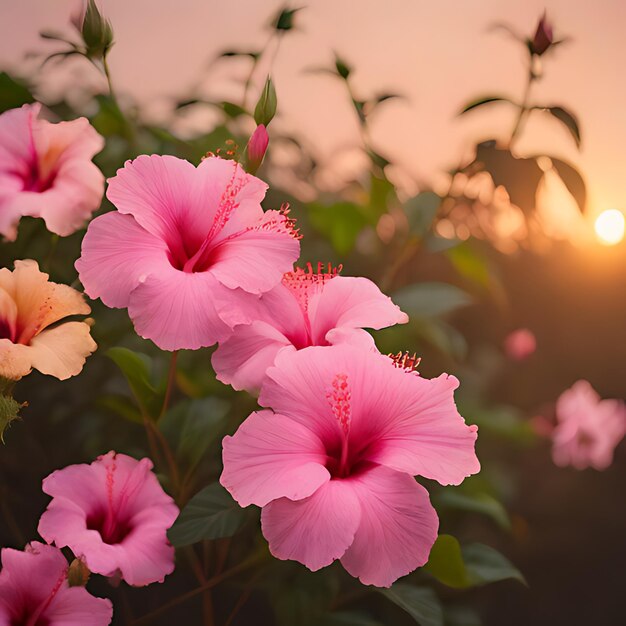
594, 209, 625, 246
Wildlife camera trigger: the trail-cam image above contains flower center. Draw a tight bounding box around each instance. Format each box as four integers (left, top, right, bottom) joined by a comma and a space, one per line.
281, 262, 342, 348
323, 372, 375, 479
0, 316, 15, 342
86, 508, 134, 545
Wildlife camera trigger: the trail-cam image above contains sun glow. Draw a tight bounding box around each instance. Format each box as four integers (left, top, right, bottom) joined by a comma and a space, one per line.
594, 209, 625, 246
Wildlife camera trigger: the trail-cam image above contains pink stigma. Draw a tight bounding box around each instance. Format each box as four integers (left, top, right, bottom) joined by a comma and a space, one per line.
326, 373, 352, 435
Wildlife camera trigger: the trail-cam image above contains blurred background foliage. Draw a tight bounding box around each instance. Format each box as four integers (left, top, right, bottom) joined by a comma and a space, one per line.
1, 3, 625, 626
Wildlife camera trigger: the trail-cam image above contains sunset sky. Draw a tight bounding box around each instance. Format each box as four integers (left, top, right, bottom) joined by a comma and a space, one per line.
1, 0, 624, 223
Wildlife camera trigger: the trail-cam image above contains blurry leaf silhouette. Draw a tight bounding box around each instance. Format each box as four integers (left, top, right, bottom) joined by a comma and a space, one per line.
543, 105, 581, 148
471, 141, 543, 216
459, 96, 516, 115
309, 201, 368, 254
393, 282, 472, 318
0, 73, 34, 113
272, 6, 303, 31
321, 611, 383, 626
404, 191, 441, 236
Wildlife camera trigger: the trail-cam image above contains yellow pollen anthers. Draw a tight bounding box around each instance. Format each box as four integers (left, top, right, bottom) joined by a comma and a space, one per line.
326, 373, 352, 435
388, 351, 421, 374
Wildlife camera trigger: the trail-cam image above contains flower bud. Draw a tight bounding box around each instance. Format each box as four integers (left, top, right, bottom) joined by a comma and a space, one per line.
529, 12, 553, 56
245, 124, 269, 175
67, 558, 91, 587
254, 77, 277, 127
76, 0, 114, 60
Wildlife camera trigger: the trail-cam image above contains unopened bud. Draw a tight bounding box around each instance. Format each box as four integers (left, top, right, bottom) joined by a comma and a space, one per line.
529, 12, 553, 56
67, 558, 90, 587
253, 77, 277, 127
245, 125, 269, 174
78, 0, 114, 60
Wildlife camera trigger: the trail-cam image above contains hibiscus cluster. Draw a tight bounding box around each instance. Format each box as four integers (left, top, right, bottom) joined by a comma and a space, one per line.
0, 100, 480, 622
72, 136, 481, 588
0, 452, 177, 624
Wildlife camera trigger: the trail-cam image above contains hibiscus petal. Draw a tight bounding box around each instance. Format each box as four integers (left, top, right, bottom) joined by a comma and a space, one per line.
106, 154, 197, 243
221, 410, 330, 508
261, 479, 361, 571
127, 267, 233, 350
308, 276, 408, 344
28, 322, 96, 380
2, 260, 90, 337
76, 211, 171, 309
0, 339, 33, 380
45, 588, 113, 626
340, 466, 439, 587
212, 321, 294, 394
208, 211, 300, 294
368, 373, 480, 486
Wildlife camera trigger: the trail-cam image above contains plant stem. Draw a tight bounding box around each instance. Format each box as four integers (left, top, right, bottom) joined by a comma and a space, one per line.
509, 65, 535, 147
158, 351, 178, 422
131, 554, 264, 625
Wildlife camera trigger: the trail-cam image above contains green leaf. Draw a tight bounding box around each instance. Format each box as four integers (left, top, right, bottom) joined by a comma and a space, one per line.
462, 544, 526, 587
335, 55, 352, 79
434, 490, 511, 530
177, 397, 230, 467
167, 482, 249, 547
254, 77, 277, 126
424, 535, 525, 588
404, 192, 441, 236
444, 606, 482, 626
446, 244, 490, 289
220, 100, 248, 119
106, 347, 157, 419
272, 6, 302, 31
380, 584, 443, 626
322, 611, 383, 626
0, 394, 23, 443
393, 282, 471, 319
459, 96, 515, 114
97, 394, 143, 424
0, 73, 34, 113
308, 201, 368, 254
423, 535, 468, 588
545, 106, 581, 148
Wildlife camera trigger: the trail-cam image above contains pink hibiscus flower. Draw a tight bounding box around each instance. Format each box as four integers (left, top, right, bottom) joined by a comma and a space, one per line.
220, 344, 480, 587
75, 155, 300, 350
552, 380, 626, 470
212, 263, 408, 394
0, 542, 112, 625
0, 103, 104, 241
38, 452, 179, 587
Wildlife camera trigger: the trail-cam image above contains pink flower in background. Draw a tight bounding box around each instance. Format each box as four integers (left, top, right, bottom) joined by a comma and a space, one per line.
212, 263, 408, 394
0, 260, 96, 381
552, 380, 626, 470
504, 328, 536, 361
0, 103, 104, 241
221, 344, 479, 587
76, 155, 300, 350
0, 542, 112, 625
38, 452, 179, 586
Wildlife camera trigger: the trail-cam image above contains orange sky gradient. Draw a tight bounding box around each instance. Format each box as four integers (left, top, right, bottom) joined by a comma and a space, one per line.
1, 0, 624, 227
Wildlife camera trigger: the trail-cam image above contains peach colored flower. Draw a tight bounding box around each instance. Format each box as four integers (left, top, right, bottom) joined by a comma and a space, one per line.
0, 103, 104, 241
0, 260, 96, 381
